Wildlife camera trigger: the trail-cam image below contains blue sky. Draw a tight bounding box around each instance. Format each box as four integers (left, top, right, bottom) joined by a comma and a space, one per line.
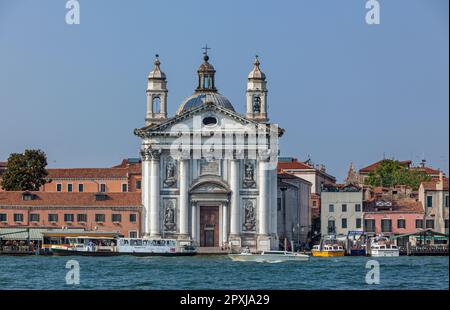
0, 0, 448, 181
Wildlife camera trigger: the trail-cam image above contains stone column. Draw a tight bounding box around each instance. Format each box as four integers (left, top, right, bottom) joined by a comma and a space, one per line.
222, 203, 228, 244
271, 168, 278, 235
179, 159, 189, 236
191, 202, 198, 243
149, 150, 161, 237
230, 159, 240, 235
259, 159, 270, 235
140, 147, 152, 237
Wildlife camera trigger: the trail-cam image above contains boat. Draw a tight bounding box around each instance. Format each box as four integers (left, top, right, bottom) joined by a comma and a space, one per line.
311, 244, 345, 257
116, 238, 197, 256
370, 236, 399, 257
347, 231, 367, 256
311, 235, 345, 257
50, 236, 120, 256
228, 249, 309, 263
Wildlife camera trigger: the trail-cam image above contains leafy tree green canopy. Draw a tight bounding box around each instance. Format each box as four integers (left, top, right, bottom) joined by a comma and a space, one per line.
1, 149, 49, 191
364, 159, 430, 190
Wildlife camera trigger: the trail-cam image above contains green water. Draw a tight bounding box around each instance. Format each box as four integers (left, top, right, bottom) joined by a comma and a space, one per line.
0, 255, 448, 290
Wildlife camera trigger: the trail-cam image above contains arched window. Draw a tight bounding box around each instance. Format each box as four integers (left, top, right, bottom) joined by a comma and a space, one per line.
253, 96, 261, 113
152, 96, 161, 113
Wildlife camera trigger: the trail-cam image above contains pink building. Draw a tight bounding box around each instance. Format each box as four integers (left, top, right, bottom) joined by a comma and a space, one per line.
363, 198, 424, 236
0, 191, 142, 237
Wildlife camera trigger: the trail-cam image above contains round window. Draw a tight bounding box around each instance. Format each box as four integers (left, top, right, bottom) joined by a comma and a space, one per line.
202, 116, 218, 126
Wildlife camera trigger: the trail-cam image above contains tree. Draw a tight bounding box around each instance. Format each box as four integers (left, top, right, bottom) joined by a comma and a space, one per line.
1, 149, 49, 191
364, 159, 429, 190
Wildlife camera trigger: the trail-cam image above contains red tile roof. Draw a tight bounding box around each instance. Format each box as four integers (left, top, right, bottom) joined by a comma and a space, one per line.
359, 160, 412, 174
364, 198, 423, 213
411, 166, 441, 176
47, 168, 128, 179
421, 178, 449, 191
0, 192, 142, 206
277, 159, 313, 172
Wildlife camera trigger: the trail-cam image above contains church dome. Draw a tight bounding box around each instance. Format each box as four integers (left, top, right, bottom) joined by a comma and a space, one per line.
177, 92, 235, 115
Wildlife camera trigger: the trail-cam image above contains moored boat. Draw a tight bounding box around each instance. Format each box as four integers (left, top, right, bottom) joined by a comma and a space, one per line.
370, 236, 399, 257
116, 238, 197, 256
311, 244, 345, 257
311, 235, 346, 257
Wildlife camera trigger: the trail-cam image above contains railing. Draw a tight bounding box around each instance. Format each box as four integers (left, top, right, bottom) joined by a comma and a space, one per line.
0, 245, 35, 253
399, 245, 449, 256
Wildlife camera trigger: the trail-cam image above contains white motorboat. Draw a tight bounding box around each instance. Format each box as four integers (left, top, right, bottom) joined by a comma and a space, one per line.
228, 250, 309, 263
370, 236, 399, 257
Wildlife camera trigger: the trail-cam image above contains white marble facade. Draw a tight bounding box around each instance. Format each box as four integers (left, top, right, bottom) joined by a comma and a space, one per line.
135, 52, 281, 251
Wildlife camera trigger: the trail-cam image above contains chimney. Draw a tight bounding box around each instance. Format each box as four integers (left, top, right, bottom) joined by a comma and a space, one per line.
437, 171, 444, 191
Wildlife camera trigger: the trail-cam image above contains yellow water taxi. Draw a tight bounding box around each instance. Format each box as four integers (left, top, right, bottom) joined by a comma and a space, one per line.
311, 244, 345, 257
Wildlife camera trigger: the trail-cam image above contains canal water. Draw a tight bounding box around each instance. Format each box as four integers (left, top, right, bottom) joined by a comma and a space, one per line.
0, 255, 448, 290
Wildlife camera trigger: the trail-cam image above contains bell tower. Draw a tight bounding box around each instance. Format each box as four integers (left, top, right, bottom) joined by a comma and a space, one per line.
146, 54, 168, 125
246, 55, 268, 122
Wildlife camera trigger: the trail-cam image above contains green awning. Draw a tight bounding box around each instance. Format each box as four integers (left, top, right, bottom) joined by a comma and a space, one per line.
0, 228, 85, 241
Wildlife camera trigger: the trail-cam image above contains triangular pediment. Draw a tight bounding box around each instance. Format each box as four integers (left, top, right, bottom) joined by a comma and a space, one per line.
134, 103, 281, 138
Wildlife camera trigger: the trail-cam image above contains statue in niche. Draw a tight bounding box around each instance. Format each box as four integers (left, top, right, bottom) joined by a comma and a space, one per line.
243, 200, 256, 231
164, 159, 177, 187
164, 201, 176, 231
243, 161, 256, 188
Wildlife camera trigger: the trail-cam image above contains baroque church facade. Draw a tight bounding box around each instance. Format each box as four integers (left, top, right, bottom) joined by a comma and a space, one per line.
134, 51, 282, 251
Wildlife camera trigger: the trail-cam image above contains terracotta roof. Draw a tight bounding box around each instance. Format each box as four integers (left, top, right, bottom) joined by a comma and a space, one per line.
364, 198, 423, 213
0, 162, 6, 168
0, 192, 142, 206
112, 159, 142, 175
47, 168, 128, 179
359, 160, 412, 174
421, 178, 449, 191
277, 158, 313, 172
411, 166, 441, 176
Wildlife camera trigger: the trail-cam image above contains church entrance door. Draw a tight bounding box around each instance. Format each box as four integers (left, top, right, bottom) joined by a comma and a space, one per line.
200, 206, 219, 247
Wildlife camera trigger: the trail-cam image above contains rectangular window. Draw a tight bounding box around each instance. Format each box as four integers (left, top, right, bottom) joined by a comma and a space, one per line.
327, 220, 335, 234
13, 213, 24, 222
48, 214, 58, 222
312, 201, 317, 207
56, 183, 62, 192
342, 204, 347, 212
78, 184, 84, 192
112, 214, 122, 222
426, 219, 435, 229
129, 213, 137, 223
64, 214, 74, 222
0, 214, 7, 222
445, 196, 449, 208
329, 204, 334, 213
364, 219, 376, 233
416, 219, 423, 229
129, 231, 138, 238
100, 184, 106, 193
122, 183, 128, 192
397, 219, 406, 229
95, 214, 105, 222
356, 218, 362, 229
77, 214, 87, 222
426, 196, 433, 208
445, 219, 449, 229
355, 204, 361, 212
136, 180, 141, 190
381, 219, 392, 232
341, 218, 347, 229
29, 213, 40, 222
67, 184, 73, 192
